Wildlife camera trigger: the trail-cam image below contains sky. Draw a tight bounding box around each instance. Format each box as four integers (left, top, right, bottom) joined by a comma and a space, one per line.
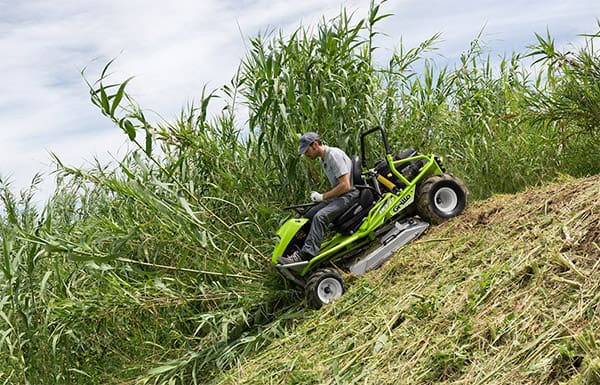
1, 0, 599, 203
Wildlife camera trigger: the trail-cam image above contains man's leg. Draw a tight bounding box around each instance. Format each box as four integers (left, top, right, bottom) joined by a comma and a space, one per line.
302, 201, 328, 221
302, 191, 358, 257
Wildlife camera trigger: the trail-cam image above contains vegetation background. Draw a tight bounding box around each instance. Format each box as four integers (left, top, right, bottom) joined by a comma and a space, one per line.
0, 1, 598, 384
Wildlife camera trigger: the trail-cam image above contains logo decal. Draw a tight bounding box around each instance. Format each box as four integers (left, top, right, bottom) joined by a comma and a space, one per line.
393, 194, 413, 213
379, 194, 414, 216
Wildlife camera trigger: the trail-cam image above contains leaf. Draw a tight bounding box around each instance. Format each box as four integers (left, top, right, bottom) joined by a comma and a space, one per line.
67, 368, 91, 378
39, 270, 52, 300
146, 364, 178, 375
99, 85, 110, 114
110, 76, 134, 116
145, 127, 153, 156
178, 196, 205, 227
100, 57, 117, 80
123, 119, 136, 141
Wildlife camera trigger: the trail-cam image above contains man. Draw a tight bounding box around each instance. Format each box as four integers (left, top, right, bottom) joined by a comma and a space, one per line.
278, 132, 359, 264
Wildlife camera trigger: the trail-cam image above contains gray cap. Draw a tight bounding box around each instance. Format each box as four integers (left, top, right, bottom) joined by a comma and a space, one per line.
298, 132, 320, 155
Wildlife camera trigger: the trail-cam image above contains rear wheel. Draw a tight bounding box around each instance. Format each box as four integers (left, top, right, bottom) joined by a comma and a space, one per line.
305, 268, 345, 309
416, 174, 468, 225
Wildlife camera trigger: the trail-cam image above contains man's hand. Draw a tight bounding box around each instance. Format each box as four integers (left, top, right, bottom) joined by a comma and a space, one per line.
310, 191, 323, 202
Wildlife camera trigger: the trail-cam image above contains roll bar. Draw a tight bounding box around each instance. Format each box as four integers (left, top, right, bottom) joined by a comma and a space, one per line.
360, 126, 391, 168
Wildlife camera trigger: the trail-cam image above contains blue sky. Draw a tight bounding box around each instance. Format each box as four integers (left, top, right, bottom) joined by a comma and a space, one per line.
1, 0, 599, 201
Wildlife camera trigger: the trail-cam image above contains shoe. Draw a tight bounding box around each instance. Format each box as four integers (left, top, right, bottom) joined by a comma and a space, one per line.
278, 251, 304, 265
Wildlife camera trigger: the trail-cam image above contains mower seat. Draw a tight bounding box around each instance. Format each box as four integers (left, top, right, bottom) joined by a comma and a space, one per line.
333, 155, 378, 235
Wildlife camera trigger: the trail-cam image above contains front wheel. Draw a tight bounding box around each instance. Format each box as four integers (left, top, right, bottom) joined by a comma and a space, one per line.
305, 268, 345, 309
416, 174, 468, 225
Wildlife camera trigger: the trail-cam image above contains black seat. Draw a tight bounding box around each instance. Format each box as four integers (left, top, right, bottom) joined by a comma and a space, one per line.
333, 155, 379, 235
351, 154, 365, 186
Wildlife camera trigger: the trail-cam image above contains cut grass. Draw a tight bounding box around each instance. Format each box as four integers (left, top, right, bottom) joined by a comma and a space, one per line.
214, 174, 600, 385
1, 3, 599, 383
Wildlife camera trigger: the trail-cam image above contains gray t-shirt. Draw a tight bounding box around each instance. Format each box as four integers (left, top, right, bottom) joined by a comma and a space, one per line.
320, 146, 352, 188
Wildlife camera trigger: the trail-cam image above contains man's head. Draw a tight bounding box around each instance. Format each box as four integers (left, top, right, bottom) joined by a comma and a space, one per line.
298, 132, 320, 156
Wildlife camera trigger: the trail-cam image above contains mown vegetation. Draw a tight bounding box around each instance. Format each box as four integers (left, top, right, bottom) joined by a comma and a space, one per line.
1, 2, 598, 384
218, 173, 600, 385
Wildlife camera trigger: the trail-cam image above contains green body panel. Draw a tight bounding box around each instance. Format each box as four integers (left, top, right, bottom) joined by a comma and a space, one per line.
272, 152, 446, 277
271, 217, 309, 264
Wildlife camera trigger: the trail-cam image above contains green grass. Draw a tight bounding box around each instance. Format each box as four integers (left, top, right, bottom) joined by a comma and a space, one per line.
213, 174, 600, 384
0, 2, 599, 384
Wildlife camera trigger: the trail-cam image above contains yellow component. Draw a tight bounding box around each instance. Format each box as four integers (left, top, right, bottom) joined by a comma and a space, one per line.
377, 174, 396, 190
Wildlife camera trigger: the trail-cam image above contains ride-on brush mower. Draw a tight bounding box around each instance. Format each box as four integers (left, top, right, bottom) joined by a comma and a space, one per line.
272, 126, 468, 309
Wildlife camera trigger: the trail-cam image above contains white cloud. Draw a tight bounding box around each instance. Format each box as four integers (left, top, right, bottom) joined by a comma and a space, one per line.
377, 0, 599, 59
1, 0, 599, 201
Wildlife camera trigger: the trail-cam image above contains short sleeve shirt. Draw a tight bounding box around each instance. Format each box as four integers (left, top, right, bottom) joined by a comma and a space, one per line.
320, 146, 352, 188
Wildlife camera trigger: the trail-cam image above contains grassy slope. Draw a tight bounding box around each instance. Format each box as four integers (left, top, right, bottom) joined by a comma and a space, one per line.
214, 174, 599, 384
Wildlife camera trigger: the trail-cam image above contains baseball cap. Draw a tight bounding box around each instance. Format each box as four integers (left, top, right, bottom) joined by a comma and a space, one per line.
298, 132, 320, 155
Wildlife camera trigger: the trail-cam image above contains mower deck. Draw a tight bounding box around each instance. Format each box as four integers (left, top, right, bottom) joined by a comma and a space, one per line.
276, 216, 429, 286
348, 217, 429, 275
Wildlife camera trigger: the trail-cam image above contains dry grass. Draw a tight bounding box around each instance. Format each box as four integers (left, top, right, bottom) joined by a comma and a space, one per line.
214, 174, 600, 385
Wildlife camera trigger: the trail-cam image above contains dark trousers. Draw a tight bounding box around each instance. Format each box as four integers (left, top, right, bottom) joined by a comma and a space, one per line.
301, 190, 359, 257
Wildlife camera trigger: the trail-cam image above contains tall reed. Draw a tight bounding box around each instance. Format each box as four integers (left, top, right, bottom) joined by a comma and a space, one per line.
1, 1, 599, 384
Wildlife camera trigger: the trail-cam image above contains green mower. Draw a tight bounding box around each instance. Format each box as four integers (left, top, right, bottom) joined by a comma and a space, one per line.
272, 126, 468, 309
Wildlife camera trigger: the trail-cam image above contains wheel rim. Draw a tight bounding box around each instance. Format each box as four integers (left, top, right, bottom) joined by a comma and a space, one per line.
434, 187, 458, 214
317, 277, 343, 304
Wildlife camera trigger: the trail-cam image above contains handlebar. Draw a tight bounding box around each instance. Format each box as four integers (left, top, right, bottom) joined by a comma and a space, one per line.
283, 202, 318, 215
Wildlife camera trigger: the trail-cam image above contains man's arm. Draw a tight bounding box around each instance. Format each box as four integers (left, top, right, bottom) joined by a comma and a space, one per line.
322, 173, 351, 200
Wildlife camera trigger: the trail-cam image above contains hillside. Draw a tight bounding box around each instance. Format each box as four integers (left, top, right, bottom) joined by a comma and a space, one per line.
214, 174, 599, 384
2, 6, 598, 383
